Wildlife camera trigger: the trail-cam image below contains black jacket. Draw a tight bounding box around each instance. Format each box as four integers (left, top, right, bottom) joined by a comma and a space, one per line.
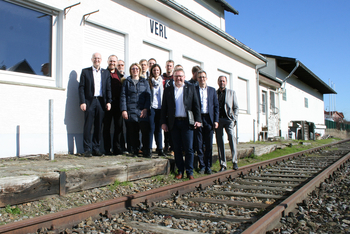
161, 82, 201, 130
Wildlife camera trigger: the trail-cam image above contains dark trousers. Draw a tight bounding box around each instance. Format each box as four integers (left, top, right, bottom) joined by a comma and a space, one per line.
103, 102, 123, 153
83, 97, 104, 152
170, 119, 194, 176
126, 121, 150, 154
149, 108, 163, 150
196, 114, 214, 170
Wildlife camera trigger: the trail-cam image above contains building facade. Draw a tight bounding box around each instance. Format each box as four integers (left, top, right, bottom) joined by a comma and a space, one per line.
0, 0, 267, 158
259, 54, 336, 140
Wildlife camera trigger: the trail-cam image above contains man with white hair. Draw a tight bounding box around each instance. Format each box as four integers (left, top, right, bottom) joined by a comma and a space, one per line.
79, 52, 112, 157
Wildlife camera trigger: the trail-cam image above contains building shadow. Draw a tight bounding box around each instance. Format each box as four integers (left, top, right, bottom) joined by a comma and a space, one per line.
64, 70, 84, 154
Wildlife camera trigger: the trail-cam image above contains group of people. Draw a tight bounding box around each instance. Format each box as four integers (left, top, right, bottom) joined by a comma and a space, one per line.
79, 52, 239, 180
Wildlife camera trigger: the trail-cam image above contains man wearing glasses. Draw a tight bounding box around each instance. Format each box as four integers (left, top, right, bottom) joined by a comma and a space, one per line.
161, 68, 201, 180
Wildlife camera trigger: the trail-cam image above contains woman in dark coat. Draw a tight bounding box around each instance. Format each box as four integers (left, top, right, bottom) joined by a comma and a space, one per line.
120, 63, 151, 157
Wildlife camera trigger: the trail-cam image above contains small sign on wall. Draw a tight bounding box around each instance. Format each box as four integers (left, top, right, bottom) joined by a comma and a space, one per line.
147, 16, 169, 43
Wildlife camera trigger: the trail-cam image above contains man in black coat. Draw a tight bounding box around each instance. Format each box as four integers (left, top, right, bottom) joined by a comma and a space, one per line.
79, 52, 112, 157
161, 68, 201, 180
103, 55, 124, 155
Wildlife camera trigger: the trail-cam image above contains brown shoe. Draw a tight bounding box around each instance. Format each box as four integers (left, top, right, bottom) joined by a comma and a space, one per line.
187, 175, 194, 180
175, 174, 183, 180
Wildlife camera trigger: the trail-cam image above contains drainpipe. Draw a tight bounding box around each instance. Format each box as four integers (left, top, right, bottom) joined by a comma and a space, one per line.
280, 60, 299, 138
256, 62, 268, 141
282, 60, 299, 89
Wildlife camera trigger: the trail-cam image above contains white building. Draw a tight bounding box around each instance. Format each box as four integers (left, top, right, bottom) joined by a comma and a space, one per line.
259, 54, 336, 140
0, 0, 268, 158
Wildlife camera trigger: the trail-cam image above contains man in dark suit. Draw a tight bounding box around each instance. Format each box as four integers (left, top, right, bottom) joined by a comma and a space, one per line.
79, 52, 112, 157
215, 75, 239, 171
195, 70, 219, 174
103, 55, 124, 155
161, 68, 201, 180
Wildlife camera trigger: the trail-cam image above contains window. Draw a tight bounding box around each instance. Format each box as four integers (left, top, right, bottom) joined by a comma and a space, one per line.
282, 89, 287, 101
0, 0, 54, 77
182, 56, 202, 78
270, 91, 275, 109
304, 97, 308, 108
237, 77, 249, 114
83, 22, 125, 68
261, 91, 267, 114
142, 42, 170, 71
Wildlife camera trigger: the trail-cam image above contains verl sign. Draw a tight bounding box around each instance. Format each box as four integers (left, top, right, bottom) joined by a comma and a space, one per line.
148, 18, 168, 41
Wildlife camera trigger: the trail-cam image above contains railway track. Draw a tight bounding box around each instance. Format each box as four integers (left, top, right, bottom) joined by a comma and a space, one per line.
1, 139, 350, 234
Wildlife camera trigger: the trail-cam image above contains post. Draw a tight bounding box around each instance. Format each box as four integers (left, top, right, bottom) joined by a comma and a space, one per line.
49, 99, 54, 160
253, 119, 256, 142
16, 125, 20, 157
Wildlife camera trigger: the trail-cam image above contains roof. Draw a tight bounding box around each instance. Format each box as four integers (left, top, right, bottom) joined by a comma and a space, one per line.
146, 0, 266, 64
214, 0, 239, 15
261, 54, 336, 94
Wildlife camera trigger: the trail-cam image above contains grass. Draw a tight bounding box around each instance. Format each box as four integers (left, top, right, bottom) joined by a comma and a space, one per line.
108, 180, 133, 191
4, 205, 21, 215
238, 138, 341, 167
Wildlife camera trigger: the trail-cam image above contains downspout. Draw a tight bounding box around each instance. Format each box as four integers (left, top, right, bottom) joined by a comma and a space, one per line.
280, 60, 299, 138
282, 60, 299, 89
256, 62, 268, 142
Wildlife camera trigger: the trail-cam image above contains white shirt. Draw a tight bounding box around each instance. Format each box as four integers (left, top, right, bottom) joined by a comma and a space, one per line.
174, 84, 186, 117
199, 86, 208, 114
93, 66, 102, 97
152, 85, 161, 109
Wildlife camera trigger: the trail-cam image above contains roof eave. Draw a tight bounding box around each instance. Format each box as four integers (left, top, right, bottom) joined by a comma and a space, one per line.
214, 0, 239, 15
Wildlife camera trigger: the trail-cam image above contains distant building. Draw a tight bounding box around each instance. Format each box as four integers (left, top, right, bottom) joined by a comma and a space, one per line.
325, 111, 344, 122
259, 54, 336, 140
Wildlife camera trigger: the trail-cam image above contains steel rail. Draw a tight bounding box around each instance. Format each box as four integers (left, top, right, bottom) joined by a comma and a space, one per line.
242, 147, 350, 234
0, 139, 349, 233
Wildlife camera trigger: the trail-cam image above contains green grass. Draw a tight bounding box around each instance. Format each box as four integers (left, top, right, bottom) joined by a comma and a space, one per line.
238, 138, 341, 167
4, 205, 21, 215
108, 180, 133, 191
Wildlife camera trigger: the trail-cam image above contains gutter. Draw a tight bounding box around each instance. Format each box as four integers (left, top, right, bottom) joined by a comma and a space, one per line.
256, 62, 268, 142
157, 0, 266, 63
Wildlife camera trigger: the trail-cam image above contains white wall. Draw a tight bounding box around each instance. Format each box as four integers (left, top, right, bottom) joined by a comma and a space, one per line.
277, 68, 325, 139
176, 0, 225, 30
0, 0, 259, 157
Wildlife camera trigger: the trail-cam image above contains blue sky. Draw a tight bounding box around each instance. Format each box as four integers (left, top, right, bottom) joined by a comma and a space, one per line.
224, 0, 350, 120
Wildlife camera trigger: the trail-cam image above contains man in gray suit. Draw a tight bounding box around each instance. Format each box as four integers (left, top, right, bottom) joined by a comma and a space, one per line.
215, 75, 239, 171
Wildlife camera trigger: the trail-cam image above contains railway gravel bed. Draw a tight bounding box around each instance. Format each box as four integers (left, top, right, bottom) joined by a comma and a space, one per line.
1, 141, 349, 233
268, 160, 350, 234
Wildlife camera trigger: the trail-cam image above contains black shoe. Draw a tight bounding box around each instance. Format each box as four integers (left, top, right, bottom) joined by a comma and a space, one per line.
92, 150, 103, 156
199, 167, 205, 174
219, 166, 226, 172
105, 151, 113, 156
132, 151, 139, 157
157, 149, 166, 156
113, 149, 123, 155
84, 151, 92, 157
205, 168, 212, 175
143, 149, 152, 158
233, 163, 238, 170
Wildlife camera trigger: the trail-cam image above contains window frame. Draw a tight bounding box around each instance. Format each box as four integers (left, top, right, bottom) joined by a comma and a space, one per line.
0, 0, 61, 88
304, 97, 309, 108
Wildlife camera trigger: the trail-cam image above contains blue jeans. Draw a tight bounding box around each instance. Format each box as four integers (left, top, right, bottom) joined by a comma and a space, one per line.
170, 119, 194, 176
215, 118, 237, 167
149, 108, 163, 150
